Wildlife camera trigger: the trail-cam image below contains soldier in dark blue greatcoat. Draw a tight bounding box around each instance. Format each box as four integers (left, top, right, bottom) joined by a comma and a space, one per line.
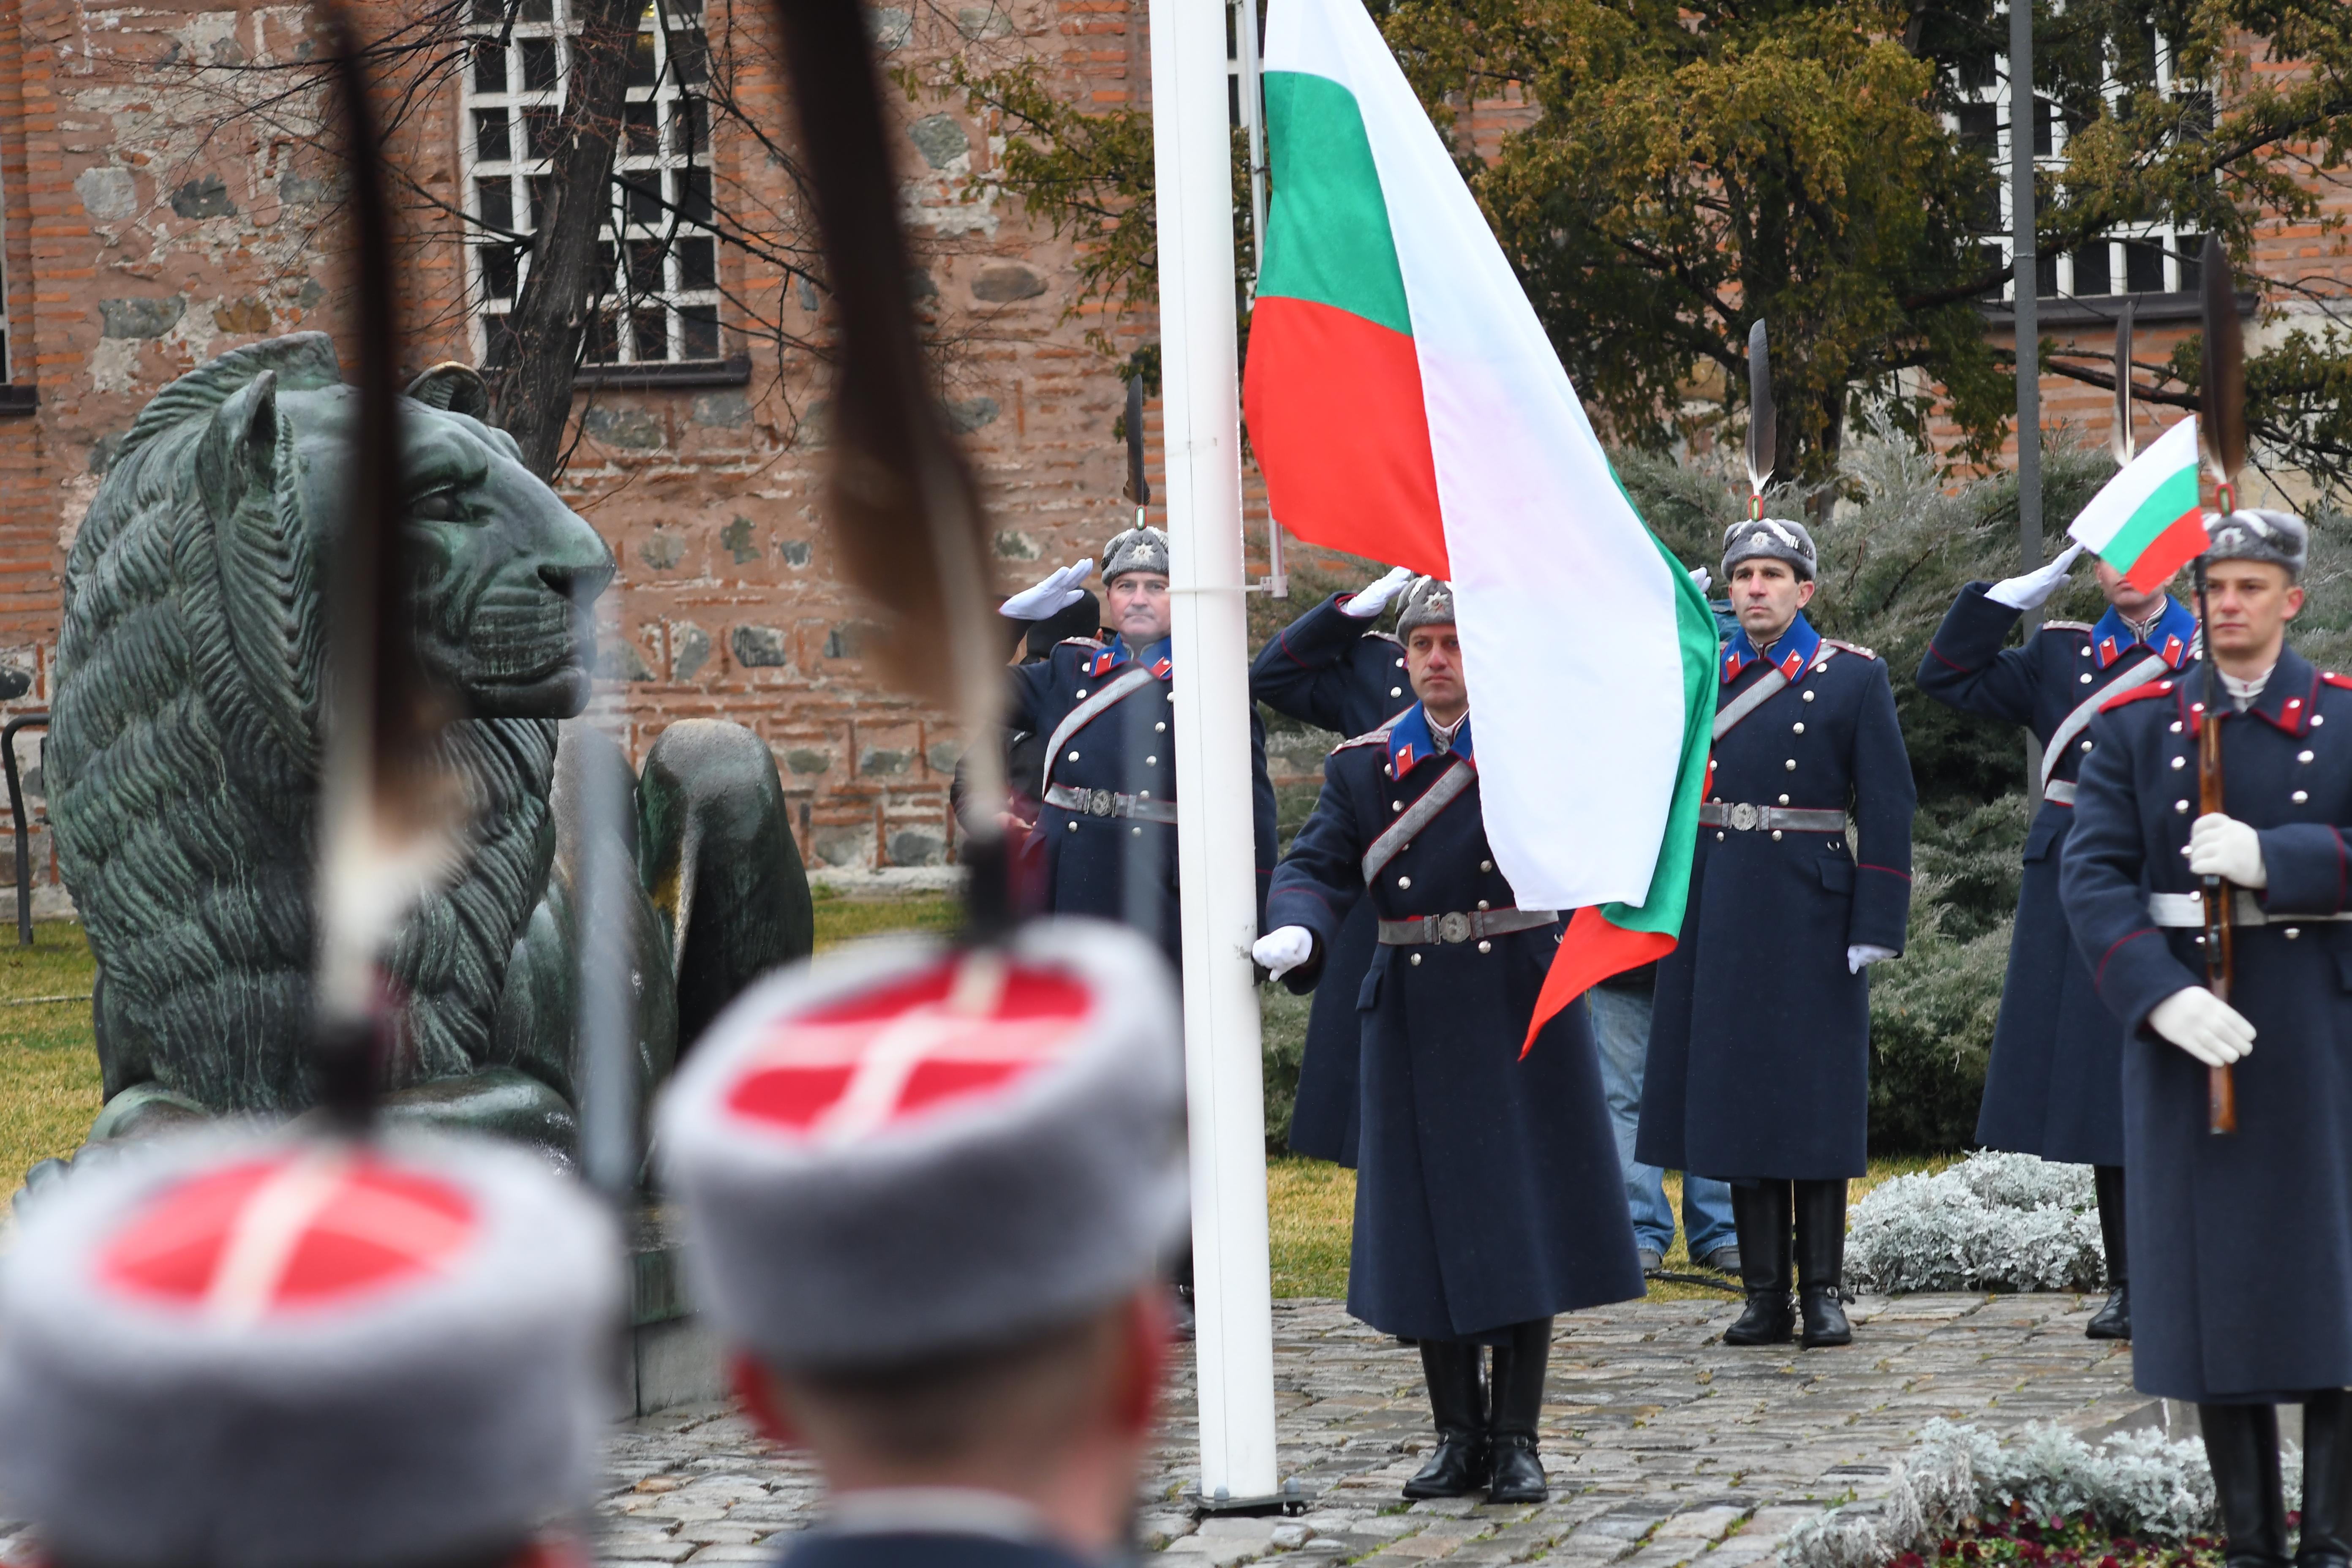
1915, 541, 2199, 1342
2062, 509, 2352, 1568
1001, 527, 1278, 967
1638, 517, 1915, 1350
1248, 564, 1418, 1165
1254, 577, 1643, 1505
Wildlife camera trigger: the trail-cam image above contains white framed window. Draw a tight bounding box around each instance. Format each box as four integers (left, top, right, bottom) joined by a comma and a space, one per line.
1949, 24, 2208, 303
462, 0, 721, 368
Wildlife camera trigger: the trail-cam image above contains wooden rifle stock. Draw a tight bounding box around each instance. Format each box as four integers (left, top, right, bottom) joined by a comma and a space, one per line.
2194, 559, 2238, 1135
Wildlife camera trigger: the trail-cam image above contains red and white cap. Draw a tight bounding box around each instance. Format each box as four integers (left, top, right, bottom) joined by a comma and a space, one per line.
0, 1130, 620, 1568
658, 917, 1186, 1370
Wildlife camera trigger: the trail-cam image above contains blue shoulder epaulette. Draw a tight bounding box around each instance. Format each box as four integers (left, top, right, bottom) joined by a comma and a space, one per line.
1333, 717, 1402, 752
2039, 620, 2094, 634
1823, 637, 1880, 661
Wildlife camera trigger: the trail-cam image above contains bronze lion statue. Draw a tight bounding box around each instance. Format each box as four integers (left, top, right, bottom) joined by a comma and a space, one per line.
42, 332, 812, 1168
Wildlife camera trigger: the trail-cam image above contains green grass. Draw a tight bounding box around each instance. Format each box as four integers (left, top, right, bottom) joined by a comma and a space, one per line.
811, 886, 962, 949
0, 922, 105, 1199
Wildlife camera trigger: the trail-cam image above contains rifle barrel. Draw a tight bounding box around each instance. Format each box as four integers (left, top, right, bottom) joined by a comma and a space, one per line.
2193, 556, 2238, 1135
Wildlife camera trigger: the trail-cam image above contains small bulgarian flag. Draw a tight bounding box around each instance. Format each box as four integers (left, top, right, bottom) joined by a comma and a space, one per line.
1241, 0, 1718, 1053
2068, 416, 2207, 590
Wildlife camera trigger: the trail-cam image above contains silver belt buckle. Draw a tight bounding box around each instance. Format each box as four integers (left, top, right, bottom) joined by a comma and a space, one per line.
1728, 802, 1760, 832
1088, 788, 1116, 817
1437, 912, 1472, 944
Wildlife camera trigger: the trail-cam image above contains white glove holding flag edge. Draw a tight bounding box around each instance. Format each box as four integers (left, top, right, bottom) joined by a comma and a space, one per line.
1688, 566, 1712, 594
1000, 558, 1094, 621
1342, 566, 1416, 620
2148, 985, 2256, 1066
1847, 944, 1896, 974
1986, 542, 2086, 611
1253, 926, 1315, 980
2189, 813, 2268, 888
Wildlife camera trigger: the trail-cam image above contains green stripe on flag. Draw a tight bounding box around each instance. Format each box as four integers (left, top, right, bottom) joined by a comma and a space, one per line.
2099, 466, 2203, 571
1597, 528, 1717, 935
1258, 72, 1413, 337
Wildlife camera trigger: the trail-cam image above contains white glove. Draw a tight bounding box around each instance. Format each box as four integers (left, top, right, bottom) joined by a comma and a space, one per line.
2148, 986, 2256, 1067
1252, 926, 1315, 980
1847, 944, 1897, 974
999, 558, 1094, 620
2189, 813, 2268, 888
1688, 566, 1712, 594
1985, 542, 2086, 610
1342, 566, 1416, 620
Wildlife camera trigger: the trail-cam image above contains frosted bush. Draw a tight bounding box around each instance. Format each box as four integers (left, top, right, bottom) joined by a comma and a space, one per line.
1781, 1419, 2251, 1568
1847, 1152, 2105, 1293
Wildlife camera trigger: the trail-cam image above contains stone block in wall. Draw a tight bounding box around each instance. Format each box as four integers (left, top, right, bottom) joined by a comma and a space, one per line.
670, 622, 713, 681
582, 406, 664, 450
599, 639, 656, 681
946, 397, 999, 433
780, 540, 812, 567
972, 263, 1047, 303
782, 747, 833, 777
100, 297, 185, 339
170, 175, 234, 219
926, 738, 964, 773
909, 114, 969, 170
858, 745, 913, 777
811, 825, 873, 868
822, 621, 881, 660
887, 827, 946, 867
690, 391, 751, 428
731, 626, 791, 669
720, 517, 762, 564
75, 167, 138, 220
639, 531, 685, 570
994, 530, 1040, 560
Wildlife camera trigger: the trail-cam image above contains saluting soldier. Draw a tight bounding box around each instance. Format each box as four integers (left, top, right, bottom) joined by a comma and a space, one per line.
0, 1132, 618, 1568
2062, 510, 2352, 1568
1915, 540, 2198, 1341
1000, 528, 1279, 966
662, 919, 1187, 1568
1638, 517, 1915, 1349
1254, 577, 1643, 1505
1248, 563, 1419, 1165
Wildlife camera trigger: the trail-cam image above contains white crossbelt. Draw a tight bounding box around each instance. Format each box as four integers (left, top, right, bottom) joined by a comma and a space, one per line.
1361, 759, 1474, 884
2041, 653, 2169, 802
1038, 663, 1158, 796
2147, 890, 2352, 928
1712, 644, 1843, 742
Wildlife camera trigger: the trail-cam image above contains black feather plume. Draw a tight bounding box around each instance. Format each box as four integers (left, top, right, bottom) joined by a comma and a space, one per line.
2199, 235, 2247, 495
1124, 376, 1150, 509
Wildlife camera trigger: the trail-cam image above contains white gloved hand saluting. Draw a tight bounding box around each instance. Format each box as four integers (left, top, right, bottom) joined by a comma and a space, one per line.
2189, 813, 2268, 888
1846, 944, 1896, 974
1688, 566, 1712, 594
1253, 926, 1315, 980
1985, 542, 2086, 611
2148, 985, 2257, 1067
1342, 565, 1417, 620
999, 558, 1095, 621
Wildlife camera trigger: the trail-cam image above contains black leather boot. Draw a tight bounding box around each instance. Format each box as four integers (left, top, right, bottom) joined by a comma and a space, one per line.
2086, 1165, 2131, 1341
2300, 1391, 2352, 1568
2201, 1402, 2290, 1568
1795, 1179, 1853, 1348
1402, 1340, 1489, 1498
1486, 1318, 1552, 1503
1723, 1180, 1795, 1346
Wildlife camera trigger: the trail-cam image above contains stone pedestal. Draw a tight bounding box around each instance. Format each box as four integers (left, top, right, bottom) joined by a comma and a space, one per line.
623, 1208, 727, 1416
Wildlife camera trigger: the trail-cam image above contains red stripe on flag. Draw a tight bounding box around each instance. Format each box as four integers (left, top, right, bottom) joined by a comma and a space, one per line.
1243, 294, 1449, 578
2124, 508, 2209, 591
1519, 908, 1676, 1058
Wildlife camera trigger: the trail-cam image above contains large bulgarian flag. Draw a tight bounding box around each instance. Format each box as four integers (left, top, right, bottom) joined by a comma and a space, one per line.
1240, 0, 1719, 1051
2068, 416, 2205, 589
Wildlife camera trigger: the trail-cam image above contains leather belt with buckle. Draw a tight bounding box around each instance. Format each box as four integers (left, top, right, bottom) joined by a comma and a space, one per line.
1696, 803, 1846, 833
1043, 782, 1179, 825
1377, 907, 1559, 945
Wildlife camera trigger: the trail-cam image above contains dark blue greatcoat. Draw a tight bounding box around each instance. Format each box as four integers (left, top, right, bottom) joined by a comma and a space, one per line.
2062, 646, 2352, 1403
1916, 587, 2198, 1165
1249, 592, 1416, 1167
1637, 613, 1916, 1181
1007, 634, 1278, 971
1265, 705, 1645, 1341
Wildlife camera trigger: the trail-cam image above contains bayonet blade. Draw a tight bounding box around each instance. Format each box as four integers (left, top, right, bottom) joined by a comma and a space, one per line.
1124, 375, 1150, 508
2111, 297, 2136, 468
1745, 319, 1775, 500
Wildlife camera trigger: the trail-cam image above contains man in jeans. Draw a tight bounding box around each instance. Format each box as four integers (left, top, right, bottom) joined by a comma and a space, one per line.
1590, 963, 1737, 1275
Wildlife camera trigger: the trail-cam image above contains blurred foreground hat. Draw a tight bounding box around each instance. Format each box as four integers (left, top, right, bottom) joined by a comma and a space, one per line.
0, 1131, 619, 1568
2205, 508, 2308, 578
658, 919, 1186, 1371
1720, 516, 1818, 582
1394, 576, 1456, 636
1101, 525, 1171, 584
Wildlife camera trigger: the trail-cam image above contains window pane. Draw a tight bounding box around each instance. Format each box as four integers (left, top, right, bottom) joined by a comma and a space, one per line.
524, 107, 560, 160
679, 96, 709, 155
2034, 250, 2058, 297
598, 242, 619, 291
586, 313, 620, 363
624, 173, 662, 225
1957, 51, 1995, 93
629, 31, 657, 88
471, 0, 505, 22
476, 179, 513, 233
520, 0, 553, 18
628, 239, 666, 296
680, 166, 712, 224
679, 236, 716, 290
482, 246, 520, 300
682, 305, 719, 359
474, 109, 511, 163
2177, 236, 2204, 293
473, 44, 507, 93
2073, 243, 2111, 297
520, 38, 558, 92
486, 316, 517, 368
633, 309, 668, 361
1979, 244, 2006, 304
2125, 240, 2166, 293
624, 101, 658, 155
675, 32, 708, 84
528, 174, 554, 231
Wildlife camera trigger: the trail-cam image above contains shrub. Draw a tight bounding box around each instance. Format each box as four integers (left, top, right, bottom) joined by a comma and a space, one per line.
1847, 1152, 2104, 1294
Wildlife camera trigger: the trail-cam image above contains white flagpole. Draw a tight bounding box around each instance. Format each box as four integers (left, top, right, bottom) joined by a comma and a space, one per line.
1150, 0, 1281, 1506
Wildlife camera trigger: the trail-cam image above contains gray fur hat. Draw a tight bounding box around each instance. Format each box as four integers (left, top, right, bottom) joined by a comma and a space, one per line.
1721, 516, 1818, 582
1102, 525, 1171, 583
0, 1130, 620, 1568
659, 918, 1187, 1372
1395, 576, 1456, 635
2205, 508, 2309, 577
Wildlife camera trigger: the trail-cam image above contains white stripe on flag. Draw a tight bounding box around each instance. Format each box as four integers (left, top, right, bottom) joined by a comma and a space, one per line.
2069, 416, 2200, 552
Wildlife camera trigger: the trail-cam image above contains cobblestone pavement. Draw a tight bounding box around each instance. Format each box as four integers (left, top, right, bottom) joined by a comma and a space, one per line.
592, 1290, 2151, 1568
